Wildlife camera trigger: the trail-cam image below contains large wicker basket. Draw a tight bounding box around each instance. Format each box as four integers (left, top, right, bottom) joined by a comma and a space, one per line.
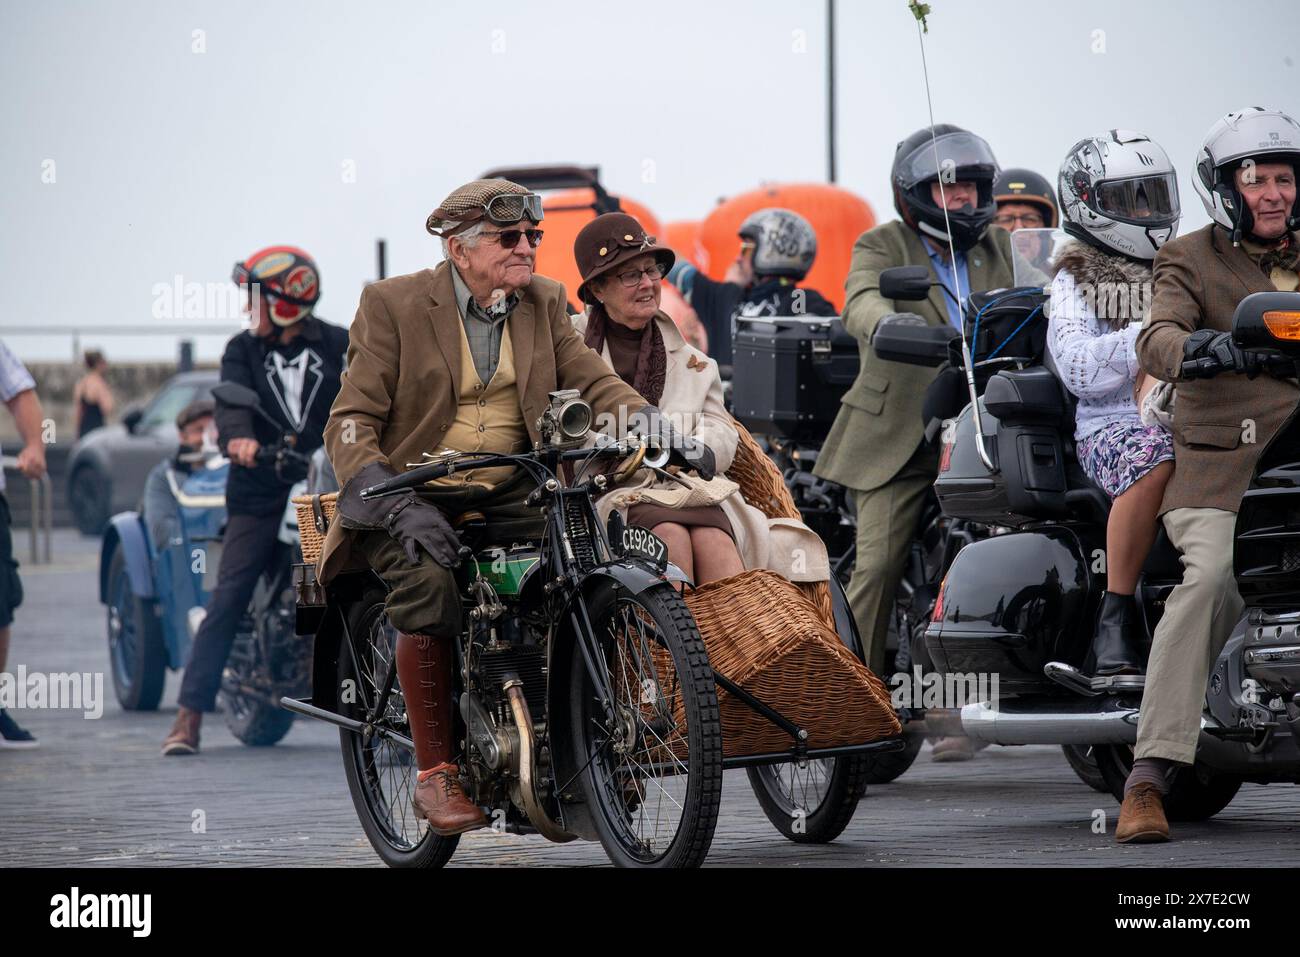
680, 420, 899, 758
293, 492, 337, 565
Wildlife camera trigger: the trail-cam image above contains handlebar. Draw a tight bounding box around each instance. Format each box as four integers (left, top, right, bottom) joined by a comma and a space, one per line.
358, 442, 643, 501
1180, 351, 1297, 380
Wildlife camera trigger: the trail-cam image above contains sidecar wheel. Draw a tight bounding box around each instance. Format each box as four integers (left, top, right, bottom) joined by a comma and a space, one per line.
747, 755, 869, 843
106, 547, 166, 711
338, 593, 458, 869
571, 581, 723, 868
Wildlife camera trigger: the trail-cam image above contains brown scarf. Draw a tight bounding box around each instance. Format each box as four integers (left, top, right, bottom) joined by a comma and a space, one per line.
583, 306, 667, 406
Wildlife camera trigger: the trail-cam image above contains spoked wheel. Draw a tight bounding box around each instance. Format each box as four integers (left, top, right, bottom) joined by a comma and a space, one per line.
747, 755, 869, 843
570, 582, 723, 868
221, 626, 296, 746
338, 594, 456, 868
1092, 744, 1243, 821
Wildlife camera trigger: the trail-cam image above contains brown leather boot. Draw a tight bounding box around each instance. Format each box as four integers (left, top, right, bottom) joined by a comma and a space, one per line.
396, 631, 487, 835
413, 763, 489, 836
162, 706, 202, 756
1116, 783, 1170, 844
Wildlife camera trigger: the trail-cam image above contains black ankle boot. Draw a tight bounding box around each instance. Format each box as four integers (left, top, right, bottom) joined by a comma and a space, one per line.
1089, 592, 1144, 676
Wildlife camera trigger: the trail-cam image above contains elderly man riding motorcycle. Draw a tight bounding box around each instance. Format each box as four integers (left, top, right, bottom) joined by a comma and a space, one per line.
317, 179, 709, 836
1121, 108, 1300, 843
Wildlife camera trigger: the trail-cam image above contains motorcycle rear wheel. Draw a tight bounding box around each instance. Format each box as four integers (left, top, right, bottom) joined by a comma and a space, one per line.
570, 582, 723, 868
339, 594, 457, 869
1092, 744, 1242, 822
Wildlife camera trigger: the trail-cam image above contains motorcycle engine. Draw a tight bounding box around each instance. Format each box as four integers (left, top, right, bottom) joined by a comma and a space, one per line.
1243, 611, 1300, 713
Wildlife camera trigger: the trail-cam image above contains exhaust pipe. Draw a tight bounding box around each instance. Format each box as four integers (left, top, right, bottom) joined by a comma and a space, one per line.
503, 679, 577, 844
961, 699, 1139, 745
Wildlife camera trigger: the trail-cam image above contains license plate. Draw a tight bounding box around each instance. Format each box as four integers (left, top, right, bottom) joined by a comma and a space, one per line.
622, 525, 667, 567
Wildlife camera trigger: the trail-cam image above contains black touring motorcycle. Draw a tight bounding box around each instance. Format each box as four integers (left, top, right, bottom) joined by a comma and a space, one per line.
285, 392, 901, 868
880, 249, 1300, 817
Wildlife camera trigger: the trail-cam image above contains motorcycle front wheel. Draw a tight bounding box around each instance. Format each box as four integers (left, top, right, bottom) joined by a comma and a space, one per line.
570, 581, 723, 868
338, 593, 458, 868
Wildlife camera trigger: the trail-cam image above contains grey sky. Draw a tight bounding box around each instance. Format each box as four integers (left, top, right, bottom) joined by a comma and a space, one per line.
2, 0, 1297, 361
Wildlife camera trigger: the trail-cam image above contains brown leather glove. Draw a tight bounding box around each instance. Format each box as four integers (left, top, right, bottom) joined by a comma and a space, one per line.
337, 461, 461, 567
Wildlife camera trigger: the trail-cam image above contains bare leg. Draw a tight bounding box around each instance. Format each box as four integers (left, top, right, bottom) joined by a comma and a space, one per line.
652, 522, 693, 589
0, 625, 9, 673
688, 526, 745, 584
1106, 461, 1173, 594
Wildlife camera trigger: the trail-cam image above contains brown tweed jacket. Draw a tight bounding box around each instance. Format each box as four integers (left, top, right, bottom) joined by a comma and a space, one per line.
1137, 224, 1300, 515
317, 262, 645, 581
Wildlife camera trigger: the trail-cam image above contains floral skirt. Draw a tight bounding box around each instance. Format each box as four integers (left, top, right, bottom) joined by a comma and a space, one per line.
1076, 420, 1174, 499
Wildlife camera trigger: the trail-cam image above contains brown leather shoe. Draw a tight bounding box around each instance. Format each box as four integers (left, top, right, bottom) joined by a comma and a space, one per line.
162, 706, 202, 756
413, 763, 488, 836
930, 735, 975, 762
1116, 783, 1170, 844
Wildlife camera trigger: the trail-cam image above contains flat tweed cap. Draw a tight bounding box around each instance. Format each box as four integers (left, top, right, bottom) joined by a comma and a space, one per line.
426, 178, 534, 237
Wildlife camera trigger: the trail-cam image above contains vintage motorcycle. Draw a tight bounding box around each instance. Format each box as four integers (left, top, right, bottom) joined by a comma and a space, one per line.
101, 381, 310, 748
879, 257, 1300, 815
285, 391, 902, 868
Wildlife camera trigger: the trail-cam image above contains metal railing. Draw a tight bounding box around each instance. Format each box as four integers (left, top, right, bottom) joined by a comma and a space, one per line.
0, 323, 243, 363
1, 457, 53, 564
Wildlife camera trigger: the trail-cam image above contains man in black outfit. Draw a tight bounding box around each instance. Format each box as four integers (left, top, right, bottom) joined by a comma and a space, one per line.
163, 246, 348, 755
668, 207, 838, 369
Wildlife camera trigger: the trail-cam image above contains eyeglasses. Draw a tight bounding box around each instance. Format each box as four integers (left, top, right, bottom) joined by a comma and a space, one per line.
481, 228, 544, 249
993, 212, 1046, 229
615, 263, 666, 287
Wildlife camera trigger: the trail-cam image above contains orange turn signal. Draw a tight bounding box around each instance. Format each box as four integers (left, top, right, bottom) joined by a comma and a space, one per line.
1263, 310, 1300, 341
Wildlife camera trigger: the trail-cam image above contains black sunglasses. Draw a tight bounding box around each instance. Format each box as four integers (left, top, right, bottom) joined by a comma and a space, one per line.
482, 227, 544, 250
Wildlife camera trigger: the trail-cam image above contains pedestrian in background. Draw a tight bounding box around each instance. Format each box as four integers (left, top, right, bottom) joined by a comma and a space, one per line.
73, 349, 113, 438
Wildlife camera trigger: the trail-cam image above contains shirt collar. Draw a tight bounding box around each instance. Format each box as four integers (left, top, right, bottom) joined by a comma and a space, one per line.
451, 266, 516, 322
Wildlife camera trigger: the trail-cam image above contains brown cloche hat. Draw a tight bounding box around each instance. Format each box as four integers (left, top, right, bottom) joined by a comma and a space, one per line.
574, 212, 676, 305
426, 178, 538, 237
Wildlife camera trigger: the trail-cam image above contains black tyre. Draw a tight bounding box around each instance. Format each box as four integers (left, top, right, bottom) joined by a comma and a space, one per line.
106, 547, 166, 711
221, 626, 296, 746
1092, 744, 1242, 821
338, 594, 457, 868
1061, 744, 1110, 793
570, 581, 723, 868
71, 465, 111, 535
747, 756, 869, 843
860, 730, 925, 785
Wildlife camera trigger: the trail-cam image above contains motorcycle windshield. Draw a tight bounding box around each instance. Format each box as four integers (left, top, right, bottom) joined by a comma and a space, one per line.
1010, 227, 1068, 288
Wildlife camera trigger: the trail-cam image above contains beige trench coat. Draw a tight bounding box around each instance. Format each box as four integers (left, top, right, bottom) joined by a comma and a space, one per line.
574, 310, 829, 582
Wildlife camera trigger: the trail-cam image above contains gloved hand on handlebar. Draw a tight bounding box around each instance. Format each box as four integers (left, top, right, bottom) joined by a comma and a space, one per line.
636, 404, 716, 481
1183, 329, 1262, 377
336, 461, 461, 567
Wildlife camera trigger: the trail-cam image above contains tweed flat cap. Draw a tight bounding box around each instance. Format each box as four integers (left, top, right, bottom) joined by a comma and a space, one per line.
426, 178, 539, 237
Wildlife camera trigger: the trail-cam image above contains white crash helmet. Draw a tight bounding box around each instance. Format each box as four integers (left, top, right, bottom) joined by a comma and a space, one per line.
1058, 130, 1180, 262
1194, 107, 1300, 243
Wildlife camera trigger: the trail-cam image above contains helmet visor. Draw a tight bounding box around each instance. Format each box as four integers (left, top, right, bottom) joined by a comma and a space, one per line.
1094, 173, 1180, 225
483, 192, 544, 226
896, 131, 999, 190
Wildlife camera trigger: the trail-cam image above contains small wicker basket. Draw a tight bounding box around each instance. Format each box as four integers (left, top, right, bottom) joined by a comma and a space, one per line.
293, 492, 337, 565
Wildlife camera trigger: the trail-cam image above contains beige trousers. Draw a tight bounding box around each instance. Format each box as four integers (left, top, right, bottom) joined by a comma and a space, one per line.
1135, 507, 1244, 765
